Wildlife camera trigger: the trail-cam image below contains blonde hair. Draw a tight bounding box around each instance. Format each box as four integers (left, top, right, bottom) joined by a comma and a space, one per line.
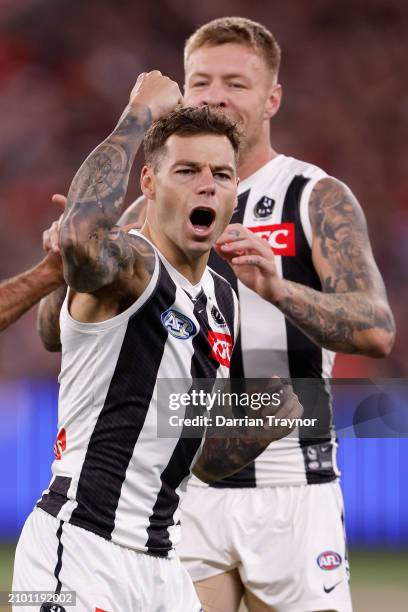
184, 17, 281, 79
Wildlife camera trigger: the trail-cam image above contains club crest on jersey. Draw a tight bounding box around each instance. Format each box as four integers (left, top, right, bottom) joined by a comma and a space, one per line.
53, 428, 66, 460
211, 304, 227, 329
249, 223, 296, 256
161, 309, 197, 340
253, 196, 275, 219
317, 551, 342, 571
208, 331, 233, 367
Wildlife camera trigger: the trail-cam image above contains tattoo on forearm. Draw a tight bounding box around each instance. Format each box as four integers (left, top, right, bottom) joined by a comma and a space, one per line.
278, 281, 394, 353
68, 144, 127, 206
193, 381, 301, 483
276, 178, 395, 353
61, 106, 152, 292
193, 436, 270, 483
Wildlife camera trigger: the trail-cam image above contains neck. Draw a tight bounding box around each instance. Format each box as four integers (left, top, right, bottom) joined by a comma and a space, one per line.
141, 223, 208, 285
238, 127, 278, 181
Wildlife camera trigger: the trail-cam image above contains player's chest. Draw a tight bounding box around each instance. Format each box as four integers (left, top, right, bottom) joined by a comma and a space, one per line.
159, 289, 234, 370
236, 181, 304, 258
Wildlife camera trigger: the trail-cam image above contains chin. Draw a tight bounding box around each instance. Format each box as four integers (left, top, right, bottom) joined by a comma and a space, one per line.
186, 238, 213, 258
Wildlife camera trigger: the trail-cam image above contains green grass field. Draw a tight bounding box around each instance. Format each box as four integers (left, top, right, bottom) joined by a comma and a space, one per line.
1, 543, 407, 611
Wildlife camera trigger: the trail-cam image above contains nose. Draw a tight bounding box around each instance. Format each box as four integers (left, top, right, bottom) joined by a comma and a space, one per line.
197, 167, 216, 196
201, 84, 228, 108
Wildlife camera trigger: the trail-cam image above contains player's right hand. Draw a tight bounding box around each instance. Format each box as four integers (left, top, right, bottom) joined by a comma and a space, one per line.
246, 378, 303, 441
128, 71, 182, 121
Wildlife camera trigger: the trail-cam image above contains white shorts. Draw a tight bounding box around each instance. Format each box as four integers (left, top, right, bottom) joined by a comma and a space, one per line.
179, 482, 352, 612
13, 507, 202, 612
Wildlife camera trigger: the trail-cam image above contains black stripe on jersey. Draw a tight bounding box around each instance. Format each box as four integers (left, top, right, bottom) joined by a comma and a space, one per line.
37, 476, 71, 517
281, 175, 336, 484
208, 188, 257, 489
69, 262, 177, 539
209, 271, 236, 343
145, 293, 220, 555
209, 188, 249, 380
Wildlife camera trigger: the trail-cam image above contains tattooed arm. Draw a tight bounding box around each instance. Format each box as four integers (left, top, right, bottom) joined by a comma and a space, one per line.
60, 71, 181, 295
193, 381, 303, 483
118, 195, 148, 228
37, 192, 149, 350
215, 178, 395, 357
37, 285, 67, 351
0, 255, 63, 332
280, 177, 395, 356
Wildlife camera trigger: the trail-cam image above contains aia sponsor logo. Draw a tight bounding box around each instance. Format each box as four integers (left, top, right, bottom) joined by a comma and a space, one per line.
317, 551, 342, 571
208, 331, 233, 367
249, 223, 296, 256
53, 428, 66, 460
161, 309, 196, 340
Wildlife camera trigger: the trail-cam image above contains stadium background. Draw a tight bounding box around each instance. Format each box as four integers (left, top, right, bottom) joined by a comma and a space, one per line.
0, 0, 407, 610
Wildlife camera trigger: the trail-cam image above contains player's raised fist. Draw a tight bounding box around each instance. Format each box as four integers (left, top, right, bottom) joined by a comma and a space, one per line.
128, 71, 182, 121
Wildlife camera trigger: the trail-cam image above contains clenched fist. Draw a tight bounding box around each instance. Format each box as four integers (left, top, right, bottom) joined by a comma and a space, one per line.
128, 71, 182, 122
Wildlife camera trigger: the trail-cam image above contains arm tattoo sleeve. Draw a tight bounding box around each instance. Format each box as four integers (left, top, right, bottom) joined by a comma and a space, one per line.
276, 177, 395, 355
193, 435, 273, 483
37, 285, 67, 351
60, 106, 152, 293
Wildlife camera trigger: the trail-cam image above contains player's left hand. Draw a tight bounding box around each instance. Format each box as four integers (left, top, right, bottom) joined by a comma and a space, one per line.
214, 223, 284, 303
40, 194, 67, 283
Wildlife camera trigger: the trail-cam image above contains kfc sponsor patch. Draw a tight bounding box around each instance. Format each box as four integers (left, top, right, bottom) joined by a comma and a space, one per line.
249, 223, 295, 256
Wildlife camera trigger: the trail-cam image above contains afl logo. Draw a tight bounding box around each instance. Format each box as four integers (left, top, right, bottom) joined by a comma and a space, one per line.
254, 196, 275, 219
317, 551, 342, 571
161, 309, 196, 340
211, 305, 227, 329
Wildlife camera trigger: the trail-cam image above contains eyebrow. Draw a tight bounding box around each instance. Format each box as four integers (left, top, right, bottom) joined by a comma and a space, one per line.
189, 72, 249, 81
172, 161, 235, 173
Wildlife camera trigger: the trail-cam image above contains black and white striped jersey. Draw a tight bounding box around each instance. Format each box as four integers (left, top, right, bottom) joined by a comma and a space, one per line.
37, 233, 239, 556
197, 154, 339, 488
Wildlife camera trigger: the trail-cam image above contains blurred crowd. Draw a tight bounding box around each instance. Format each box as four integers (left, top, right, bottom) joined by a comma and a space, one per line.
0, 0, 407, 377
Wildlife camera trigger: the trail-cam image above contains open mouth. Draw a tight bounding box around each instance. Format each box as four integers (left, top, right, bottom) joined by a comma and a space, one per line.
189, 207, 216, 235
